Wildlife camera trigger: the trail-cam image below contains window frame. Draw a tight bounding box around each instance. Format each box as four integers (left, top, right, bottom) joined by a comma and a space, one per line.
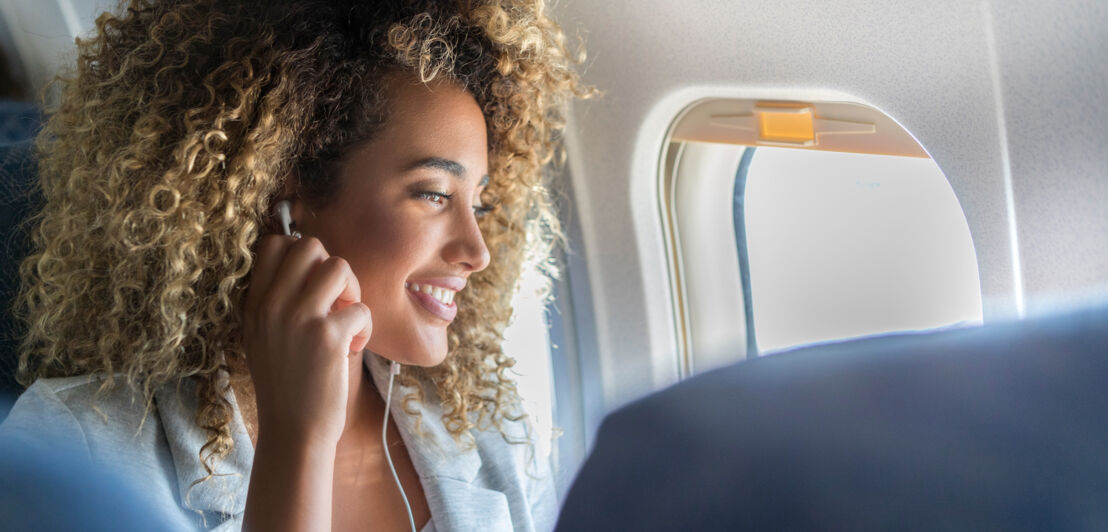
660, 98, 984, 374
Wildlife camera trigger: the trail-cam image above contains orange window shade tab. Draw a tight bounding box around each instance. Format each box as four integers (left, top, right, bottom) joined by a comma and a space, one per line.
756, 105, 815, 144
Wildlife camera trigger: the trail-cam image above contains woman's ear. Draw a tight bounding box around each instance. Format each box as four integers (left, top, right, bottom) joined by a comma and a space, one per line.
271, 196, 309, 238
272, 178, 310, 237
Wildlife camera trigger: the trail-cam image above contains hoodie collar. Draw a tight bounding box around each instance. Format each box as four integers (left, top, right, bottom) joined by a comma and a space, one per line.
153, 357, 509, 531
364, 353, 482, 484
366, 354, 515, 532
154, 377, 254, 519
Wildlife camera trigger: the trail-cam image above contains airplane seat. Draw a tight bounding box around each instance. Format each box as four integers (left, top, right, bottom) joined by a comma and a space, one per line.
0, 101, 39, 145
556, 304, 1108, 531
0, 128, 41, 413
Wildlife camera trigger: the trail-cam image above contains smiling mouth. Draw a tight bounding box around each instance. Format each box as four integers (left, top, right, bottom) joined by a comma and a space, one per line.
406, 282, 456, 305
405, 282, 458, 322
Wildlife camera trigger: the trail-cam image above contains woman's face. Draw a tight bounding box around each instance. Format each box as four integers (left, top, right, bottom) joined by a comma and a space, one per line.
292, 76, 491, 367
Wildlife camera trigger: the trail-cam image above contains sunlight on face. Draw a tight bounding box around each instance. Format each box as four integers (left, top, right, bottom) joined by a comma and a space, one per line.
296, 75, 491, 366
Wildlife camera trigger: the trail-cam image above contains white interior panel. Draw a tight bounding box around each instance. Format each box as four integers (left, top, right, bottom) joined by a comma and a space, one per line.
0, 0, 115, 95
555, 0, 1108, 415
673, 142, 748, 372
991, 1, 1108, 312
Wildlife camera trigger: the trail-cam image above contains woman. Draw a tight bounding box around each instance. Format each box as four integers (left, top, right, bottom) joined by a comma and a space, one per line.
0, 0, 590, 530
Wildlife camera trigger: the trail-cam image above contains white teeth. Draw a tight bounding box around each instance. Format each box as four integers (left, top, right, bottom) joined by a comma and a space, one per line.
407, 282, 457, 305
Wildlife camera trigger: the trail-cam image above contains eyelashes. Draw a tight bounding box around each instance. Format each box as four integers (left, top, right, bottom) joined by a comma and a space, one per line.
415, 191, 492, 218
416, 190, 452, 204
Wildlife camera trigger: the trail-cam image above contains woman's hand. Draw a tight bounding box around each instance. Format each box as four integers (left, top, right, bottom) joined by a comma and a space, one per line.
242, 235, 372, 531
243, 235, 373, 448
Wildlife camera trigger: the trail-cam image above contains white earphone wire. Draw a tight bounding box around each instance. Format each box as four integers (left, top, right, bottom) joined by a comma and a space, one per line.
383, 361, 418, 532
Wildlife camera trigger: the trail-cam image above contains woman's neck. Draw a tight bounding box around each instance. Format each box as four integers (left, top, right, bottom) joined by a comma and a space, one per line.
231, 352, 386, 448
341, 352, 388, 439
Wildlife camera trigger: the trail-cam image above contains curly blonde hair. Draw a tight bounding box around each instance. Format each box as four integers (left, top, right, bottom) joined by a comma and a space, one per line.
16, 0, 591, 482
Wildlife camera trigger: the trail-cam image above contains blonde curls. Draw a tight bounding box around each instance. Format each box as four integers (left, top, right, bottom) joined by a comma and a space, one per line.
16, 0, 592, 489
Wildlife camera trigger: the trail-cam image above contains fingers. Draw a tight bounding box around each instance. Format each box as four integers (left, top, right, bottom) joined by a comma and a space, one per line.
247, 235, 369, 355
329, 302, 373, 354
299, 256, 364, 316
246, 235, 297, 315
264, 237, 329, 313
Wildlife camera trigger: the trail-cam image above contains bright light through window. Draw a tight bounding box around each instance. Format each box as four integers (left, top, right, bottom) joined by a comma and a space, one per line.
744, 147, 983, 353
501, 266, 555, 461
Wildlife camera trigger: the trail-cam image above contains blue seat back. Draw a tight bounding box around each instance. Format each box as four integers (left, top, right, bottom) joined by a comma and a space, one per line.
0, 102, 42, 411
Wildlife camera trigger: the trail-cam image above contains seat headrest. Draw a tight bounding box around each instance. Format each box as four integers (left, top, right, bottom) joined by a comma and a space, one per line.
0, 138, 42, 403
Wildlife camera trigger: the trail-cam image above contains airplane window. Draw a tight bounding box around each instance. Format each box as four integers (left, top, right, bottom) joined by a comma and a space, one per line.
664, 99, 983, 372
739, 147, 982, 354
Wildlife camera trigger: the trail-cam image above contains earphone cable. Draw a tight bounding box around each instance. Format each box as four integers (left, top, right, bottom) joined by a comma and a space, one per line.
383, 360, 417, 532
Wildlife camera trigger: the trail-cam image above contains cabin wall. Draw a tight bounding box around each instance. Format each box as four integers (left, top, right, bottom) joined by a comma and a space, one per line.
992, 1, 1108, 311
555, 0, 1108, 412
0, 0, 113, 96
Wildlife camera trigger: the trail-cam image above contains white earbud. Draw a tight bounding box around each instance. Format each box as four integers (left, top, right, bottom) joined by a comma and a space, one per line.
274, 200, 301, 238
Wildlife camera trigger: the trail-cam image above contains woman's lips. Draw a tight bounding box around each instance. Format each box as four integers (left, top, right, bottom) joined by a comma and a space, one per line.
407, 288, 458, 322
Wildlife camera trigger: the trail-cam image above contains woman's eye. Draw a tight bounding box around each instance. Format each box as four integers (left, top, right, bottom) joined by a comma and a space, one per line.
416, 191, 452, 205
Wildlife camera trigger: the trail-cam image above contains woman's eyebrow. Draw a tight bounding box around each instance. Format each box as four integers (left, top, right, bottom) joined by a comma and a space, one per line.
405, 157, 466, 177
405, 157, 491, 186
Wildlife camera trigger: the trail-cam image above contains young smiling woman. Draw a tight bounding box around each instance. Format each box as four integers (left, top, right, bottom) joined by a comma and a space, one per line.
0, 1, 592, 530
243, 76, 495, 531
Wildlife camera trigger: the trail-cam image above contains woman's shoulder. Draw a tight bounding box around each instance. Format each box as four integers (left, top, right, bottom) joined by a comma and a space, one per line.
403, 397, 558, 532
0, 375, 189, 469
14, 374, 109, 408
1, 376, 204, 530
1, 378, 90, 458
469, 408, 558, 527
3, 376, 153, 442
470, 410, 543, 466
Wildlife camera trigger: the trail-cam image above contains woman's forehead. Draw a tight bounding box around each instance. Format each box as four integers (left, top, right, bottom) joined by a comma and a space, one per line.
362, 76, 489, 172
383, 76, 485, 131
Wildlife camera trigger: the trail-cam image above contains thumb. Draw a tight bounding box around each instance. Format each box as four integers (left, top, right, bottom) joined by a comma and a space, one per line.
330, 302, 373, 355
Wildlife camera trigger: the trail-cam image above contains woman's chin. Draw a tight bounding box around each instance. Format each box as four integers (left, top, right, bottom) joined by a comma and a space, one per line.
367, 339, 448, 368
401, 349, 447, 368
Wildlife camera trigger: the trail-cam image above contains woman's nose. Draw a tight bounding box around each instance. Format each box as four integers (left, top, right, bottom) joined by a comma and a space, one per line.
443, 208, 491, 272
